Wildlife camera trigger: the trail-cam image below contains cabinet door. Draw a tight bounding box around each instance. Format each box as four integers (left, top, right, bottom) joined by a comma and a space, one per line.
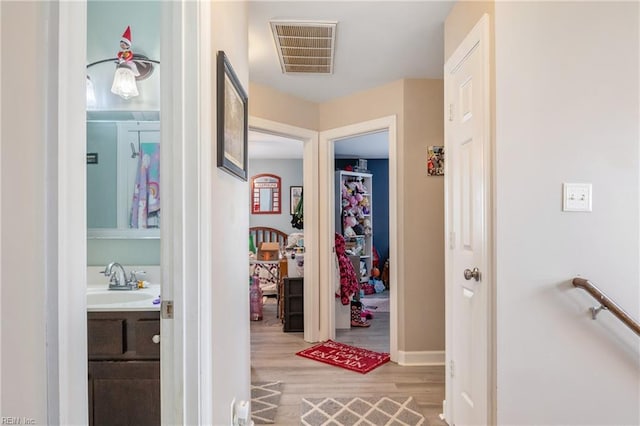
89, 361, 160, 426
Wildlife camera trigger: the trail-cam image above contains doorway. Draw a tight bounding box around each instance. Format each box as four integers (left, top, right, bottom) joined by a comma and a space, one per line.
57, 0, 201, 423
85, 1, 163, 423
319, 116, 399, 361
333, 131, 391, 353
247, 129, 304, 328
248, 117, 320, 342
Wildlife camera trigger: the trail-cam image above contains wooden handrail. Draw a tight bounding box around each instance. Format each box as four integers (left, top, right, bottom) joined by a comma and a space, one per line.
572, 278, 640, 336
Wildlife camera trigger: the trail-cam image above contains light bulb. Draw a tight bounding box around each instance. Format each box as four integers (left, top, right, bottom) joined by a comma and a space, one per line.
111, 67, 139, 100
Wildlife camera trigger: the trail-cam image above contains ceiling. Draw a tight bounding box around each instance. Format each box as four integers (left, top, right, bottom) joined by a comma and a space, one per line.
249, 1, 455, 103
248, 1, 454, 159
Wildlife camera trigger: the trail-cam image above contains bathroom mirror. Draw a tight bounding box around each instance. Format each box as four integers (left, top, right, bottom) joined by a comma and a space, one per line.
87, 112, 160, 239
251, 173, 281, 214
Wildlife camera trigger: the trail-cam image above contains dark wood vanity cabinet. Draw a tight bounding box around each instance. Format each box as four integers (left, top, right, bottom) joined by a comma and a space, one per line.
88, 311, 160, 426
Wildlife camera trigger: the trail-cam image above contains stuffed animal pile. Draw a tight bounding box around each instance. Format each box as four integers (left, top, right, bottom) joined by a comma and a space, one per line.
341, 177, 371, 238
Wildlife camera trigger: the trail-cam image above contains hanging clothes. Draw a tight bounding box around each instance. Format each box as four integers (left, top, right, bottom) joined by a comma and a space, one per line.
130, 142, 160, 228
334, 233, 359, 305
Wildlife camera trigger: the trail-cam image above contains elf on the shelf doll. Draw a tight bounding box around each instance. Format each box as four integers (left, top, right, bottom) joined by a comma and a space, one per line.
117, 26, 138, 75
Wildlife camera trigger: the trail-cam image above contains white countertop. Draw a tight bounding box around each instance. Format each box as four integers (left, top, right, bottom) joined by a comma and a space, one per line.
87, 283, 161, 312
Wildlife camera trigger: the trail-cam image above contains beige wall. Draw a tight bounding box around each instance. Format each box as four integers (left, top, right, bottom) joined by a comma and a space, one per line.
1, 1, 48, 422
249, 82, 318, 131
444, 1, 494, 61
402, 79, 445, 351
318, 80, 404, 131
251, 79, 446, 354
319, 80, 445, 352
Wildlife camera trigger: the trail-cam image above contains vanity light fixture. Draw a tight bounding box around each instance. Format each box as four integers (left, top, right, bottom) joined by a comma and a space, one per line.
86, 26, 160, 102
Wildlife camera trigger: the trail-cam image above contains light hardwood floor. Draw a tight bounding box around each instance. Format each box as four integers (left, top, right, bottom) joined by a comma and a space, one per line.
250, 302, 447, 425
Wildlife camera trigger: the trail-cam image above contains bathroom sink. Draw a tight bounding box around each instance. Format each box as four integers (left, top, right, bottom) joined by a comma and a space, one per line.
87, 291, 155, 306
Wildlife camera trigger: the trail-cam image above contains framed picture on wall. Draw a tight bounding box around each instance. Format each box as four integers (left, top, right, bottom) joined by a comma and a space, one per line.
290, 186, 303, 214
252, 174, 282, 214
216, 50, 248, 181
426, 145, 444, 176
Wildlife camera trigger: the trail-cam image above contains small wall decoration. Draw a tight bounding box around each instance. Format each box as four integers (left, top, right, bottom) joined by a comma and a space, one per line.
426, 146, 444, 176
251, 174, 281, 214
217, 51, 248, 181
290, 186, 303, 215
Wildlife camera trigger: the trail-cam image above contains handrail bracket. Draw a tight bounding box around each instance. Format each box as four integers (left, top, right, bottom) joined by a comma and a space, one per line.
573, 277, 640, 336
589, 304, 608, 320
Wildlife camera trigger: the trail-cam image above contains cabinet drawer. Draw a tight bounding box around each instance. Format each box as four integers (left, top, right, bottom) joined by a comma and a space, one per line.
135, 319, 160, 357
88, 319, 125, 356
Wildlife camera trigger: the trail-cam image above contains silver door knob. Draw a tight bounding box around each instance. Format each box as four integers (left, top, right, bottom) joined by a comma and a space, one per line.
463, 267, 481, 281
152, 334, 160, 344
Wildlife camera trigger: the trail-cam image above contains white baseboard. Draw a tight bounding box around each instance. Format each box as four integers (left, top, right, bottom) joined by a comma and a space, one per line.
397, 350, 445, 366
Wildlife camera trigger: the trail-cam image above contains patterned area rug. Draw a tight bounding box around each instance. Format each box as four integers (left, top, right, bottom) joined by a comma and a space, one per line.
251, 381, 282, 424
296, 340, 390, 374
301, 396, 426, 426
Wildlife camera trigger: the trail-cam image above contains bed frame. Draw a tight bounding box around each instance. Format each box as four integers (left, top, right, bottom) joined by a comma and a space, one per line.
250, 226, 288, 247
249, 226, 289, 317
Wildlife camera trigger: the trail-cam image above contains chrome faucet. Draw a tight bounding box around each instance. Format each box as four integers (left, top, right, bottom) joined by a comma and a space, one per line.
102, 262, 137, 290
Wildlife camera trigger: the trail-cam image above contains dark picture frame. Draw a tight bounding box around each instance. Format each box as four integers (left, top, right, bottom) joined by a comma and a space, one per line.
290, 186, 303, 215
216, 50, 248, 181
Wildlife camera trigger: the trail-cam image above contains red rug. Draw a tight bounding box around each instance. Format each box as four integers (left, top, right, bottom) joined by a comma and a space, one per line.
296, 340, 390, 374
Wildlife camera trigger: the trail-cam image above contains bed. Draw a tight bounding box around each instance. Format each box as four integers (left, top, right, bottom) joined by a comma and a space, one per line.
250, 226, 288, 247
249, 227, 288, 300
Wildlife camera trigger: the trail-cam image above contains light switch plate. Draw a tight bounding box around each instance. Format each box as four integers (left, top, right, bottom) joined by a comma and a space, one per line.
563, 183, 592, 212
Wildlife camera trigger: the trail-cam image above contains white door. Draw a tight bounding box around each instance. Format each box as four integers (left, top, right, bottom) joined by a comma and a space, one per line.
444, 15, 492, 426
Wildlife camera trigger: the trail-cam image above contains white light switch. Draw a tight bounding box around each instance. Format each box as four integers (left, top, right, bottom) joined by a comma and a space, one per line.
563, 183, 592, 212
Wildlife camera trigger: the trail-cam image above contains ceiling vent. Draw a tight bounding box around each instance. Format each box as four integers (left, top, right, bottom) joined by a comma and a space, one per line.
270, 20, 337, 74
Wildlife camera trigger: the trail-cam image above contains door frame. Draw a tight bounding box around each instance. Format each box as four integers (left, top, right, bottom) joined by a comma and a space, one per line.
248, 117, 320, 343
443, 13, 494, 425
55, 2, 89, 423
319, 116, 398, 361
159, 1, 199, 424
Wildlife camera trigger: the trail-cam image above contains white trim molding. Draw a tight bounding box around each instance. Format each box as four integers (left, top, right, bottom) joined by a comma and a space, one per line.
0, 0, 3, 415
160, 0, 201, 424
397, 350, 446, 366
56, 1, 89, 424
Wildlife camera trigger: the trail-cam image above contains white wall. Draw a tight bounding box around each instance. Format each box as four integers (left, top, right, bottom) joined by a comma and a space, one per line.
210, 2, 252, 424
249, 158, 304, 234
494, 2, 640, 424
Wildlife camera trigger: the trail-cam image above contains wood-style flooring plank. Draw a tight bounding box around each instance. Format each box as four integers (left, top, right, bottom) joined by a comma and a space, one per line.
251, 302, 447, 425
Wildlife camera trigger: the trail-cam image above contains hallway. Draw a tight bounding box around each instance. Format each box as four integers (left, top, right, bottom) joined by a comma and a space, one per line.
250, 303, 446, 425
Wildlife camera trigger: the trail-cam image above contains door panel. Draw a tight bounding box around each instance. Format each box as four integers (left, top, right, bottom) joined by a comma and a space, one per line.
445, 14, 491, 426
